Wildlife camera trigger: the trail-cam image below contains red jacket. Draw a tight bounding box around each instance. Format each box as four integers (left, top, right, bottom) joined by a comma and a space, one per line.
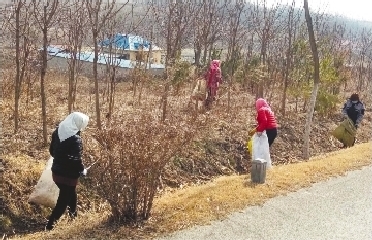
256, 107, 277, 132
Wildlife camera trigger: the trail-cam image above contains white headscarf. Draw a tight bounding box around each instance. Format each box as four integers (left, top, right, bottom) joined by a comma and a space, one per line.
58, 112, 89, 142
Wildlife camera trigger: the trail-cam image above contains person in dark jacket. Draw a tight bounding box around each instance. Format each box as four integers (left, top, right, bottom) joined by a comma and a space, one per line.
253, 98, 278, 147
342, 93, 365, 129
46, 112, 89, 231
341, 93, 365, 147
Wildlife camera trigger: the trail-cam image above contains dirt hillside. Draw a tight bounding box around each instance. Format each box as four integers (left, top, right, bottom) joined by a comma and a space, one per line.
2, 75, 372, 237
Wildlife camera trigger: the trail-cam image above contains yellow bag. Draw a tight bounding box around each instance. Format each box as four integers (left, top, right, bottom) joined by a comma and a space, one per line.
246, 137, 253, 154
246, 127, 256, 153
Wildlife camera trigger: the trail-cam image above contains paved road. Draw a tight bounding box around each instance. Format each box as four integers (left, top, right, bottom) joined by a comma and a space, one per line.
157, 166, 372, 240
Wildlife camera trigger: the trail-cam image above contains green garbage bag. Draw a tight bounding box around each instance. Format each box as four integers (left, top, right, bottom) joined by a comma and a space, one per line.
331, 117, 357, 147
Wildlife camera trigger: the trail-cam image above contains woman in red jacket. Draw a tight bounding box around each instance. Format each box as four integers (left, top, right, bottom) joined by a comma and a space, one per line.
255, 98, 277, 146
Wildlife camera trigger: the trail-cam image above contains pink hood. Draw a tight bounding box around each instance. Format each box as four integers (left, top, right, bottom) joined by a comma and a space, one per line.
255, 98, 270, 111
210, 60, 221, 68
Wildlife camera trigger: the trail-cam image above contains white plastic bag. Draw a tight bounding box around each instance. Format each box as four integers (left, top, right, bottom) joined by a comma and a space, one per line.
28, 157, 59, 208
252, 131, 272, 168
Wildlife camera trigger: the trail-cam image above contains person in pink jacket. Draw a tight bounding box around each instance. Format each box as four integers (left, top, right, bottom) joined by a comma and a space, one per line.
204, 60, 222, 108
254, 98, 278, 147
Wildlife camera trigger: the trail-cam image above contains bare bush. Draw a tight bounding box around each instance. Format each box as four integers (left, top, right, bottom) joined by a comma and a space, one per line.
90, 113, 206, 223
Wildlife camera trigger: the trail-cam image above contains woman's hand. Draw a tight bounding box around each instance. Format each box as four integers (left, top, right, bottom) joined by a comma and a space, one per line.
80, 168, 87, 177
248, 128, 256, 136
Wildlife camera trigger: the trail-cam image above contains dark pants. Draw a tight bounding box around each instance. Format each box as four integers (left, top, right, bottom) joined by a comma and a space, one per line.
266, 128, 277, 147
47, 183, 77, 226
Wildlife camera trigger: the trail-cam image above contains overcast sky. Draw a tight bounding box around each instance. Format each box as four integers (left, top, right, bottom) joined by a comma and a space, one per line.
259, 0, 372, 22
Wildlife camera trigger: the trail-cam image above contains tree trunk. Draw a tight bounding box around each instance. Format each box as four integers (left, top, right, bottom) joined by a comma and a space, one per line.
302, 82, 319, 158
14, 4, 21, 133
302, 0, 320, 160
227, 76, 232, 112
41, 25, 48, 146
357, 55, 365, 91
161, 65, 172, 122
194, 44, 202, 67
68, 57, 76, 113
281, 5, 294, 115
202, 44, 209, 65
93, 30, 102, 130
148, 23, 154, 71
258, 36, 267, 99
161, 82, 170, 122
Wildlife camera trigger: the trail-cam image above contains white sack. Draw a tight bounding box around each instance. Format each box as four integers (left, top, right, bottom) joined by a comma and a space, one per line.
28, 157, 59, 208
252, 131, 272, 168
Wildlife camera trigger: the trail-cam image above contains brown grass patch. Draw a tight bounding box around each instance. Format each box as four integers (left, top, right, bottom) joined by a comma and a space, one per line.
4, 154, 46, 217
11, 142, 372, 240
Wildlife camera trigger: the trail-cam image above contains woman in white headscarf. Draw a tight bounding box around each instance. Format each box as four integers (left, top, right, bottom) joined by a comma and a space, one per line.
46, 112, 89, 231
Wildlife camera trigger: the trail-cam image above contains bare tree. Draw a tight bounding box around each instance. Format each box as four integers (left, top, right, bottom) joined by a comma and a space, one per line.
100, 15, 127, 122
85, 0, 128, 130
224, 2, 246, 112
356, 28, 372, 91
192, 1, 226, 67
156, 1, 200, 67
252, 0, 282, 98
62, 1, 88, 113
154, 1, 201, 121
302, 0, 320, 160
6, 0, 33, 133
32, 0, 59, 146
281, 0, 299, 115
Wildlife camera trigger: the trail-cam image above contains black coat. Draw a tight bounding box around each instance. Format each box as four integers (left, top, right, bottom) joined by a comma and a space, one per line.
49, 128, 84, 179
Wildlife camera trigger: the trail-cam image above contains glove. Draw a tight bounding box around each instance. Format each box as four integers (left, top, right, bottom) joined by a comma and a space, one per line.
80, 168, 87, 177
256, 132, 262, 136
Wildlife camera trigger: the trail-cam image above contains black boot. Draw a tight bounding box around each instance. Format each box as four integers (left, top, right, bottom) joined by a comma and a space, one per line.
68, 211, 77, 221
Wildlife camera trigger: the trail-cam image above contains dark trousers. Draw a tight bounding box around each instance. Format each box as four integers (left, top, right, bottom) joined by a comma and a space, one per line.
48, 183, 77, 225
266, 128, 277, 147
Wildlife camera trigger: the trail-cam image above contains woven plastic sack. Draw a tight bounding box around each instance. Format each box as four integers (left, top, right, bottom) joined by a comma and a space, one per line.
191, 78, 207, 101
28, 157, 59, 208
331, 117, 357, 147
252, 131, 272, 168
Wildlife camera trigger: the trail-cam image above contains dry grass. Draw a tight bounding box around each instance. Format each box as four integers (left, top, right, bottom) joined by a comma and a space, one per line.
151, 142, 372, 234
4, 154, 46, 217
11, 142, 372, 240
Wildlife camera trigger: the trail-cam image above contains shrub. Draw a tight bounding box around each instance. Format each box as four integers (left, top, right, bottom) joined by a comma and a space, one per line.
90, 113, 206, 223
315, 90, 339, 116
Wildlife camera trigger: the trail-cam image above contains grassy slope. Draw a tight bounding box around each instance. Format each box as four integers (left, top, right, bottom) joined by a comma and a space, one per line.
11, 142, 372, 240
